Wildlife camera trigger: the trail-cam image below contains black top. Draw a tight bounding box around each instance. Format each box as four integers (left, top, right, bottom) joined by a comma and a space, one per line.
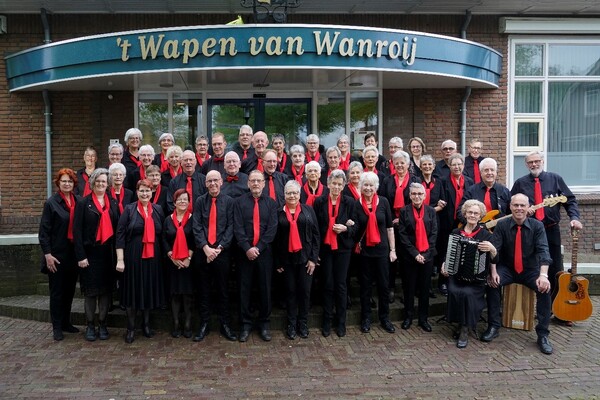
511, 171, 580, 225
262, 171, 289, 209
351, 196, 394, 258
464, 155, 485, 183
440, 174, 474, 231
116, 202, 165, 249
277, 152, 292, 174
109, 187, 136, 216
75, 168, 91, 196
151, 185, 168, 215
433, 159, 451, 181
458, 182, 511, 224
160, 168, 181, 188
491, 217, 552, 272
201, 156, 226, 176
73, 194, 120, 261
300, 181, 330, 206
313, 194, 357, 252
193, 192, 234, 250
38, 192, 82, 267
122, 149, 140, 177
421, 177, 444, 208
240, 152, 261, 175
233, 193, 278, 253
166, 171, 207, 214
230, 142, 255, 161
162, 212, 195, 255
221, 172, 250, 199
380, 173, 420, 217
397, 204, 438, 261
274, 204, 320, 267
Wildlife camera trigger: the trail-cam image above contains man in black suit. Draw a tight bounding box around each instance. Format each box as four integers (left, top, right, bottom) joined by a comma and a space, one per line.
166, 150, 206, 214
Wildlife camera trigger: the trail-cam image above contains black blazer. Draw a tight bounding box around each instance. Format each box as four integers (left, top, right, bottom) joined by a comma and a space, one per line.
193, 192, 234, 250
313, 194, 356, 253
73, 193, 120, 262
351, 196, 394, 258
274, 203, 320, 267
397, 204, 438, 262
116, 202, 165, 250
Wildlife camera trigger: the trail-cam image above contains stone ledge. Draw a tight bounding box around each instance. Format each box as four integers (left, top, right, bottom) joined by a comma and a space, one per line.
0, 234, 39, 246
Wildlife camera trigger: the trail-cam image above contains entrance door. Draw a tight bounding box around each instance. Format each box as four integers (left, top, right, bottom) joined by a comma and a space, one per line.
208, 98, 311, 147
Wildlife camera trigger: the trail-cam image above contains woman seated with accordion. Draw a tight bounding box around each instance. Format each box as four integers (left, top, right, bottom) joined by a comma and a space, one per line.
441, 199, 497, 349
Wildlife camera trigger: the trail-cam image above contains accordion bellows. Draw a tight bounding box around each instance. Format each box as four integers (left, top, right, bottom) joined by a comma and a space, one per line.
445, 234, 488, 283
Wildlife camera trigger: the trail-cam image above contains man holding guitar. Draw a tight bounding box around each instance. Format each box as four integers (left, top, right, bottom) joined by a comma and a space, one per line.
511, 151, 583, 326
483, 194, 554, 355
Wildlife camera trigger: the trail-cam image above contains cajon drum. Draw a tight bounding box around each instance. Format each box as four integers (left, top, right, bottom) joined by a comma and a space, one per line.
502, 283, 535, 331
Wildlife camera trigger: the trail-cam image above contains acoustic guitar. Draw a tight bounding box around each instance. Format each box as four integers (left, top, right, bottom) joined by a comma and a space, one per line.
484, 195, 567, 230
552, 228, 593, 321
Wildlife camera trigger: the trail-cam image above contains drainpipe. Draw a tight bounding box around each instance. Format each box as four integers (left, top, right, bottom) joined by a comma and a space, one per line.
41, 8, 52, 196
459, 10, 472, 156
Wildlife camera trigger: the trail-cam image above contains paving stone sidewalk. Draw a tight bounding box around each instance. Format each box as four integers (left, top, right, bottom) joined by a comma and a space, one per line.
1, 298, 599, 399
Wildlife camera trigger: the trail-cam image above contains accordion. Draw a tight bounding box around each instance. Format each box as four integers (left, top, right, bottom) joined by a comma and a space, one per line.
445, 233, 488, 283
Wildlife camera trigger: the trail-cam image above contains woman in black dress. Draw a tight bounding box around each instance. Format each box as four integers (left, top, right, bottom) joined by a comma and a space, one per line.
162, 189, 195, 338
38, 168, 81, 341
73, 168, 119, 341
116, 179, 165, 343
441, 199, 497, 348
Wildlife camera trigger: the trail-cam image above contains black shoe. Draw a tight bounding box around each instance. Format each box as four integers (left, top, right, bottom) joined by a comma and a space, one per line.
125, 329, 135, 344
259, 328, 272, 342
388, 290, 395, 304
239, 328, 250, 343
171, 329, 182, 338
457, 326, 469, 349
53, 328, 64, 341
439, 284, 448, 296
336, 325, 346, 338
220, 324, 238, 341
286, 324, 297, 340
61, 324, 80, 334
369, 298, 376, 308
418, 320, 432, 332
98, 324, 109, 340
182, 329, 193, 339
142, 325, 155, 338
193, 322, 209, 342
381, 320, 396, 333
85, 325, 97, 342
537, 336, 553, 355
481, 326, 499, 342
401, 318, 412, 330
360, 319, 371, 333
322, 321, 331, 338
429, 289, 437, 299
298, 323, 309, 339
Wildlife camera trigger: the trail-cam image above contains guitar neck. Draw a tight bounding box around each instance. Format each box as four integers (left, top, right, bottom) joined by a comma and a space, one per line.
571, 235, 578, 275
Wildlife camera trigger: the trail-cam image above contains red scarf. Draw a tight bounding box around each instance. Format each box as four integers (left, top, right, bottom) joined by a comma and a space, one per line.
388, 160, 396, 176
285, 205, 303, 253
450, 175, 464, 220
169, 165, 182, 178
58, 191, 75, 241
347, 183, 360, 200
291, 165, 305, 183
81, 172, 92, 197
339, 153, 351, 170
413, 205, 428, 252
93, 194, 113, 244
171, 210, 191, 260
461, 227, 481, 239
159, 153, 169, 172
152, 185, 162, 204
110, 187, 125, 214
139, 166, 147, 181
303, 181, 323, 207
422, 179, 434, 206
306, 152, 320, 163
138, 201, 155, 259
226, 175, 239, 182
360, 194, 381, 247
196, 153, 211, 166
129, 152, 142, 168
324, 196, 340, 250
393, 173, 410, 216
278, 153, 288, 173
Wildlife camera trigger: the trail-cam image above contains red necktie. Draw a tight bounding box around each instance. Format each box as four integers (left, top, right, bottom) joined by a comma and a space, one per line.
243, 149, 248, 160
534, 177, 545, 221
208, 197, 217, 245
93, 194, 114, 244
252, 197, 260, 246
268, 175, 276, 200
257, 158, 264, 172
473, 159, 481, 183
514, 225, 523, 274
413, 205, 429, 252
285, 206, 303, 252
484, 187, 493, 212
186, 176, 193, 211
451, 175, 464, 220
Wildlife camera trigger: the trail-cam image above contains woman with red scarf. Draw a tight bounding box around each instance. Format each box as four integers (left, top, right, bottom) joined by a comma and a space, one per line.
122, 128, 143, 177
39, 168, 81, 341
336, 135, 353, 171
351, 172, 396, 335
284, 145, 306, 184
397, 183, 438, 333
160, 145, 183, 188
275, 180, 320, 340
300, 161, 328, 206
109, 163, 135, 215
441, 200, 497, 348
162, 189, 195, 339
73, 168, 119, 341
116, 179, 166, 344
128, 144, 155, 190
313, 169, 356, 338
146, 165, 168, 214
153, 132, 174, 172
342, 161, 363, 200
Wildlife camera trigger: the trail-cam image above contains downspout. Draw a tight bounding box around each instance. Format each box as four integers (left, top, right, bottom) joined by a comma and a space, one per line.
459, 10, 472, 156
41, 8, 52, 197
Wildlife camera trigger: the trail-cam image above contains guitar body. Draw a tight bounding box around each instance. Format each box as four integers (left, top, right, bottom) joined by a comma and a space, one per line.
552, 272, 593, 322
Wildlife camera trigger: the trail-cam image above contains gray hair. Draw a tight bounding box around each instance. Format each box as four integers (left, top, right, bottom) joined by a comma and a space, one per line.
239, 124, 253, 136
362, 145, 379, 158
284, 179, 301, 194
89, 168, 111, 189
139, 144, 155, 157
272, 133, 285, 143
348, 161, 364, 174
107, 142, 124, 155
359, 171, 380, 191
108, 162, 126, 177
305, 160, 322, 174
409, 182, 425, 192
337, 134, 350, 145
479, 157, 497, 172
290, 144, 305, 155
306, 134, 320, 144
392, 150, 410, 164
327, 169, 347, 186
389, 136, 403, 148
124, 128, 143, 142
195, 135, 208, 144
449, 153, 465, 165
158, 132, 174, 143
166, 145, 183, 159
326, 146, 342, 158
420, 154, 434, 164
461, 199, 486, 217
525, 150, 544, 161
441, 139, 457, 149
224, 150, 240, 162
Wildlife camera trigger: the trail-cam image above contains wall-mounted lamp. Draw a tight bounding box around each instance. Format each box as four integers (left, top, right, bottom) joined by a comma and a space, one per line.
0, 15, 7, 34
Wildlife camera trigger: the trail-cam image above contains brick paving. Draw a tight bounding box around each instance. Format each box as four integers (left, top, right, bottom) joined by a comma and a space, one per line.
1, 298, 599, 399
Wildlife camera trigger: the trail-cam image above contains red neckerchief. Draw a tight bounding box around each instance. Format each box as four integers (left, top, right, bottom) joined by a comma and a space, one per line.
422, 178, 435, 206
347, 183, 360, 200
169, 165, 182, 178
324, 196, 340, 250
93, 194, 113, 244
278, 153, 288, 173
129, 152, 142, 168
364, 167, 378, 175
81, 172, 92, 196
138, 201, 155, 258
388, 160, 396, 176
460, 227, 481, 238
413, 205, 428, 252
226, 174, 239, 182
110, 187, 125, 214
285, 205, 303, 252
291, 165, 305, 183
58, 191, 75, 240
339, 153, 351, 170
139, 166, 147, 181
360, 194, 381, 246
450, 175, 464, 219
151, 185, 162, 204
393, 173, 410, 216
171, 209, 191, 260
196, 153, 211, 166
159, 153, 169, 172
303, 181, 323, 207
306, 152, 320, 163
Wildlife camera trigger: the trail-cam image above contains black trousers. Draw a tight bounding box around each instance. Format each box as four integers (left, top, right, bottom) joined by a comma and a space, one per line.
487, 265, 551, 337
545, 224, 563, 300
283, 262, 313, 326
320, 248, 351, 327
48, 263, 79, 329
238, 247, 273, 330
359, 254, 390, 322
198, 250, 232, 325
402, 258, 433, 321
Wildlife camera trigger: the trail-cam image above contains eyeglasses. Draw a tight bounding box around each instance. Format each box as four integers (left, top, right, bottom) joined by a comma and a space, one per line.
59, 180, 73, 184
175, 198, 189, 203
410, 192, 425, 196
285, 192, 300, 196
526, 159, 543, 165
249, 179, 264, 183
465, 211, 481, 216
470, 146, 482, 150
442, 147, 456, 152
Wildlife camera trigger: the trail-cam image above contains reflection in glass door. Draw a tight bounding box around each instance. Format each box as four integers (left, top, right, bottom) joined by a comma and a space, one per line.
208, 98, 311, 148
